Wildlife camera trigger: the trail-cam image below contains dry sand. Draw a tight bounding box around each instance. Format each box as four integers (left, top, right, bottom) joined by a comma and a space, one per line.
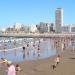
0, 49, 75, 75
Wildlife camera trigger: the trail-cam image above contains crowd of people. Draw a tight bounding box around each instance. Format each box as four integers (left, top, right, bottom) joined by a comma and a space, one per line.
0, 37, 75, 75
0, 39, 42, 75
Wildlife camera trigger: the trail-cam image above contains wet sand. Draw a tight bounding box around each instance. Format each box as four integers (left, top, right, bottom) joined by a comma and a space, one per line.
0, 49, 75, 75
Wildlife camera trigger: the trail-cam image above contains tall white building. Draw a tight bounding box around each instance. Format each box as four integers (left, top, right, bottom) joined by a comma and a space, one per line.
55, 8, 63, 33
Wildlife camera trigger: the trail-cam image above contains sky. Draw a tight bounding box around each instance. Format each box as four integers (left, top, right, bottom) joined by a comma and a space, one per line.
0, 0, 75, 28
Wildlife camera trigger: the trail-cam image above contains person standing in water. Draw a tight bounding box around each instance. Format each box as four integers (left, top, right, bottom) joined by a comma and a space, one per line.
13, 40, 16, 48
22, 45, 25, 52
37, 45, 40, 56
26, 43, 29, 56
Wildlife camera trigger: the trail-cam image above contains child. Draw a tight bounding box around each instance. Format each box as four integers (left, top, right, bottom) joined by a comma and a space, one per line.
15, 64, 22, 72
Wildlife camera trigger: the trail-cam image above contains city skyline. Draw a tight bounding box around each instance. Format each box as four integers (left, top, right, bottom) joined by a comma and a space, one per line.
0, 0, 75, 28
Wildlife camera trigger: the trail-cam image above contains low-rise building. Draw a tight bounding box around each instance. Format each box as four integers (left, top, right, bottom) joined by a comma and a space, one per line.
62, 25, 70, 33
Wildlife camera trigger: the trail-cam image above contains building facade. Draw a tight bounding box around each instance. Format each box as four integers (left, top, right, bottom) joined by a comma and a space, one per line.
55, 8, 63, 33
70, 24, 75, 33
62, 25, 70, 33
36, 22, 49, 33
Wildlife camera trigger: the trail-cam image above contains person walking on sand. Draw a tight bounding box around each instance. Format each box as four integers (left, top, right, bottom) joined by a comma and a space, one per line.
52, 55, 60, 70
55, 55, 60, 66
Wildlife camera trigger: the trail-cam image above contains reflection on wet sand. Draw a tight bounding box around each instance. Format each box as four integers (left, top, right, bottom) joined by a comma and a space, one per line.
53, 36, 75, 52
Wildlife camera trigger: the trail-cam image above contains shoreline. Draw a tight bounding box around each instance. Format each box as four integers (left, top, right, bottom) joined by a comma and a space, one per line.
0, 49, 75, 75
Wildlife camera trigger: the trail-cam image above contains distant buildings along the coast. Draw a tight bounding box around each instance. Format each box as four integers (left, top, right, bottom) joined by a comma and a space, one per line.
0, 8, 75, 34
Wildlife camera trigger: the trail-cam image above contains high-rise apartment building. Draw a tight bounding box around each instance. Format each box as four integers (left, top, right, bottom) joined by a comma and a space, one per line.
55, 8, 63, 33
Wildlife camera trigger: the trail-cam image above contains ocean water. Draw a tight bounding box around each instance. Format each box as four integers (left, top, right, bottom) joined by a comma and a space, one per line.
0, 38, 56, 62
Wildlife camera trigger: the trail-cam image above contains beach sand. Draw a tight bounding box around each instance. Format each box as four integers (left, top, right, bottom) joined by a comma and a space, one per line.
0, 49, 75, 75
